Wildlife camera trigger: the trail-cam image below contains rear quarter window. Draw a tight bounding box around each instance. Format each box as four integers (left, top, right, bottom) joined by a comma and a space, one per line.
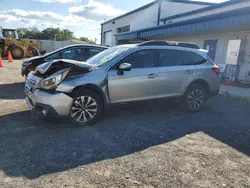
182, 51, 207, 65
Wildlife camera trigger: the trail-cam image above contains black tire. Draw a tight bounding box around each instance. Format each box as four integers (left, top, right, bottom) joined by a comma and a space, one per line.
182, 84, 207, 112
28, 46, 40, 57
69, 89, 104, 125
10, 46, 26, 59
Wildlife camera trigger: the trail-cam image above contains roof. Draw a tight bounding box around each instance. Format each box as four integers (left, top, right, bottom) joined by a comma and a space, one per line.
44, 44, 108, 57
119, 42, 208, 56
161, 0, 248, 21
115, 6, 250, 41
59, 44, 108, 49
2, 28, 17, 31
101, 0, 215, 25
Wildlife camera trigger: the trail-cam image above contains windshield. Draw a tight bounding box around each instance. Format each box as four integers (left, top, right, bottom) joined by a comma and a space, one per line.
85, 46, 129, 67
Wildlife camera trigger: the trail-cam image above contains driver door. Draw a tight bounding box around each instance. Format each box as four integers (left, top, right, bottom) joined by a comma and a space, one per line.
108, 49, 159, 103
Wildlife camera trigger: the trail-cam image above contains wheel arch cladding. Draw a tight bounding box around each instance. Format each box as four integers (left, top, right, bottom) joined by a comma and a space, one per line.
187, 79, 210, 93
72, 84, 108, 105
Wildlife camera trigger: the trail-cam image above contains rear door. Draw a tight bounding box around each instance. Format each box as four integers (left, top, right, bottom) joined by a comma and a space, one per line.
180, 51, 206, 94
157, 49, 206, 97
157, 49, 185, 97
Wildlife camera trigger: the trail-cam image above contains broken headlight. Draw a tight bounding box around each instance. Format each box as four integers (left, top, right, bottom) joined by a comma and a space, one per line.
38, 68, 70, 90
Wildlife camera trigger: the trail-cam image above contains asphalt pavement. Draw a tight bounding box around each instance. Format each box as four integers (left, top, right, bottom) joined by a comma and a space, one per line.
0, 60, 250, 188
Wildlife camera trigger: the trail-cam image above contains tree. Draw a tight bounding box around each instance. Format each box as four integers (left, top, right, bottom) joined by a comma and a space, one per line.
17, 27, 41, 39
16, 27, 95, 43
60, 29, 74, 41
79, 37, 95, 44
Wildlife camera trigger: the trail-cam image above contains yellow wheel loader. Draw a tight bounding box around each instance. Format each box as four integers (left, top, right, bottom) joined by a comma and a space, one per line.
0, 27, 40, 59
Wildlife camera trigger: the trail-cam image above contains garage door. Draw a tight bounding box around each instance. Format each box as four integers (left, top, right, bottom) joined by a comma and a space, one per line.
104, 31, 112, 47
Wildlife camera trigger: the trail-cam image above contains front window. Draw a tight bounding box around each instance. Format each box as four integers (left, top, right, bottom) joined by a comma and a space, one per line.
3, 30, 16, 38
86, 46, 129, 67
120, 50, 156, 68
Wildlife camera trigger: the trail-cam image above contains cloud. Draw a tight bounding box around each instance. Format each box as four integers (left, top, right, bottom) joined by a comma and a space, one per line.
89, 26, 100, 32
69, 0, 125, 21
0, 14, 18, 22
1, 9, 65, 22
38, 22, 59, 28
20, 18, 37, 26
0, 9, 93, 28
36, 0, 81, 3
0, 13, 36, 26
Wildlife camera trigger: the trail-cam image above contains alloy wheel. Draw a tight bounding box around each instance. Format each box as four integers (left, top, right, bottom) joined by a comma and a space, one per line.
187, 89, 204, 110
70, 96, 98, 123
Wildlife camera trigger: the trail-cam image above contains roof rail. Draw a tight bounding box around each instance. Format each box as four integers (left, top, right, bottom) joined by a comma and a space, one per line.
138, 40, 199, 49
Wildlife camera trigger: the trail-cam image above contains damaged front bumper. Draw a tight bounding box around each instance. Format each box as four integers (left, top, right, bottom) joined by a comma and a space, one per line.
25, 89, 73, 117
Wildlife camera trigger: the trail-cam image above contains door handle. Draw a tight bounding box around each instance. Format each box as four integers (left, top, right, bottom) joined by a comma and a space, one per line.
148, 73, 158, 78
185, 70, 193, 74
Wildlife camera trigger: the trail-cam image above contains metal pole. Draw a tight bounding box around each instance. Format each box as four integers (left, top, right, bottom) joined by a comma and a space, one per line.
54, 34, 58, 51
157, 0, 163, 26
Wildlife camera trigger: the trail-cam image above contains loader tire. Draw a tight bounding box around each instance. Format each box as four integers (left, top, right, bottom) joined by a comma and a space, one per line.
10, 46, 26, 59
28, 46, 40, 57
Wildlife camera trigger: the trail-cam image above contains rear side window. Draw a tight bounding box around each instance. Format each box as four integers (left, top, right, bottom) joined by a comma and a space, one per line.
158, 49, 182, 67
88, 48, 104, 59
182, 51, 207, 65
47, 48, 82, 61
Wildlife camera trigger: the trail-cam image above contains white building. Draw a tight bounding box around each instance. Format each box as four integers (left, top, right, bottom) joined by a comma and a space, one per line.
101, 0, 213, 47
101, 0, 250, 83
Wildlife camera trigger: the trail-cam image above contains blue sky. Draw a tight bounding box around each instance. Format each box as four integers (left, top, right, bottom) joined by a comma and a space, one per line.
0, 0, 226, 43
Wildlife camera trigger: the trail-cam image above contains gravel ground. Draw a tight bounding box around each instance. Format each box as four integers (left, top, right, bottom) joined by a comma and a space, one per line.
0, 60, 250, 188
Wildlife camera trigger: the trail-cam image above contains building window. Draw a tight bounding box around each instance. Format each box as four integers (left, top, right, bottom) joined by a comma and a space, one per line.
117, 25, 130, 33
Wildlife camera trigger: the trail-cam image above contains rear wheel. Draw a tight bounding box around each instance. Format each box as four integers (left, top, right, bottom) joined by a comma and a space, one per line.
69, 89, 104, 125
183, 84, 207, 112
10, 46, 26, 59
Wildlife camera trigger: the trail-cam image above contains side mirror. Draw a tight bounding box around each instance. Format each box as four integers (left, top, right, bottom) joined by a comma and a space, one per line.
119, 63, 131, 71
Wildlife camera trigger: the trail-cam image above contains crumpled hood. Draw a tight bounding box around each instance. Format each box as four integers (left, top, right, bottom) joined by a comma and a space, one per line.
35, 59, 93, 74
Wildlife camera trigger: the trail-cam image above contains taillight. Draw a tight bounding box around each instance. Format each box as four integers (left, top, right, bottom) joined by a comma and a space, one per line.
212, 66, 220, 75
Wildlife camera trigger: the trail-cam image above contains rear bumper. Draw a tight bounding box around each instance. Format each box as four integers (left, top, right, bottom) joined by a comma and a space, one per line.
208, 89, 219, 98
25, 89, 73, 116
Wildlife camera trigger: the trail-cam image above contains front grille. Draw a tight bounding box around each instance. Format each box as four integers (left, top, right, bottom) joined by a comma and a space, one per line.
25, 74, 40, 93
27, 77, 36, 87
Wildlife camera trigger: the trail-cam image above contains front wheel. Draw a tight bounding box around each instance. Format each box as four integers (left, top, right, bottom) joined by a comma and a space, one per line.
183, 84, 207, 112
69, 89, 104, 125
